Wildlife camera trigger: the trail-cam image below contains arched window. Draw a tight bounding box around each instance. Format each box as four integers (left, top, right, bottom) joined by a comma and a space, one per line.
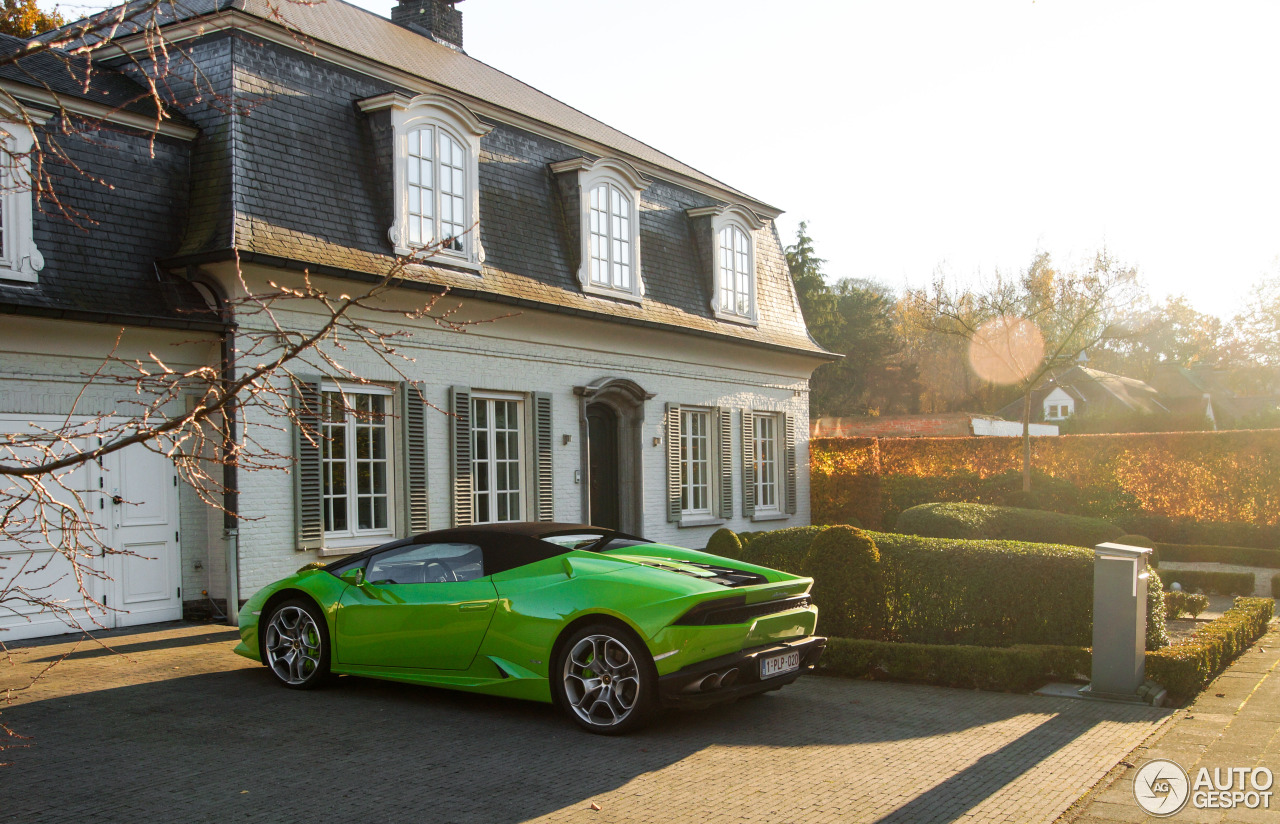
718, 225, 751, 316
358, 92, 491, 268
550, 156, 649, 302
588, 182, 632, 291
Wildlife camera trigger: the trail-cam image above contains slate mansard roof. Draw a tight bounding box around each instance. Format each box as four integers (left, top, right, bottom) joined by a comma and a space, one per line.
22, 0, 827, 356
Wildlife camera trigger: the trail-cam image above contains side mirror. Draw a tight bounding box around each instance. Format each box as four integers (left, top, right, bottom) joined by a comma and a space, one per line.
340, 567, 365, 587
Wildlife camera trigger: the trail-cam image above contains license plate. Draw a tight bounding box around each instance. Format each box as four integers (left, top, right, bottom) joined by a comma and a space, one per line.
760, 650, 801, 680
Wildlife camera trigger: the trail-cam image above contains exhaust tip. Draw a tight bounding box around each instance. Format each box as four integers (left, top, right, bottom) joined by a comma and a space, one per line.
720, 668, 739, 688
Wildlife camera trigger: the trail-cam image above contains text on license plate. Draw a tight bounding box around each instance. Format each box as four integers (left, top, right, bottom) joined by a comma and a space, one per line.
760, 650, 801, 680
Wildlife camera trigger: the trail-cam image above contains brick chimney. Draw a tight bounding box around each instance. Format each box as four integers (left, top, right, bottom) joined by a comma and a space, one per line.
391, 0, 464, 50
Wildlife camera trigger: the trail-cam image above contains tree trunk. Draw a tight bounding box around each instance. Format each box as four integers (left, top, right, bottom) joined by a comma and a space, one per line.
1022, 390, 1033, 494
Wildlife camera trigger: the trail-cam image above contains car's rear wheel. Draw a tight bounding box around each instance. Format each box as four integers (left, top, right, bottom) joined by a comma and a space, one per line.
553, 622, 656, 735
262, 598, 330, 689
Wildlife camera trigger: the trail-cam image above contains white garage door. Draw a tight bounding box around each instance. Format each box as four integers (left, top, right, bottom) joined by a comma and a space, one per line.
0, 417, 182, 642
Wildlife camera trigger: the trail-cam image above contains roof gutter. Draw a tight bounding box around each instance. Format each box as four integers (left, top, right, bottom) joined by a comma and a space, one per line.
0, 300, 230, 332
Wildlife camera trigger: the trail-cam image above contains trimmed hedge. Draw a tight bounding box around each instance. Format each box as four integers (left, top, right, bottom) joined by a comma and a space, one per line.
1115, 534, 1160, 567
742, 526, 1096, 647
1162, 570, 1255, 596
1147, 568, 1169, 650
895, 502, 1123, 548
1157, 542, 1280, 569
806, 526, 884, 639
1122, 514, 1280, 551
1274, 573, 1280, 598
1146, 598, 1274, 704
820, 638, 1091, 692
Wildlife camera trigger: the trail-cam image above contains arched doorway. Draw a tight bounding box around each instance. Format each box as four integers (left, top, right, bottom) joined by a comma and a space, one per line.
574, 377, 654, 534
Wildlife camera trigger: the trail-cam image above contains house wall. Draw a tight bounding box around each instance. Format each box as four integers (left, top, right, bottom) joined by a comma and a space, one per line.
212, 264, 818, 592
0, 316, 223, 609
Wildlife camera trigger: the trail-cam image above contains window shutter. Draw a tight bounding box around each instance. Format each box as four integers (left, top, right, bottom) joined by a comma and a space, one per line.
294, 378, 324, 551
450, 386, 473, 527
401, 381, 429, 536
531, 392, 554, 522
717, 407, 733, 519
742, 410, 756, 519
784, 412, 798, 515
665, 403, 681, 523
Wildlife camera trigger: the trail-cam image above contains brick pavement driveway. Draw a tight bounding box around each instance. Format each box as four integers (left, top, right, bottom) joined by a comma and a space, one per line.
1, 623, 1171, 824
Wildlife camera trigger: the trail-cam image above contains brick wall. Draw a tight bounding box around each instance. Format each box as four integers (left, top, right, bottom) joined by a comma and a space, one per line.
811, 414, 976, 439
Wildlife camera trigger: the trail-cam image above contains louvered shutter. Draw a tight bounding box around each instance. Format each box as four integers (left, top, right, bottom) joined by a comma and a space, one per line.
294, 378, 324, 551
401, 381, 429, 536
742, 410, 756, 519
717, 407, 732, 519
784, 412, 798, 515
665, 404, 681, 523
531, 392, 554, 522
450, 386, 473, 527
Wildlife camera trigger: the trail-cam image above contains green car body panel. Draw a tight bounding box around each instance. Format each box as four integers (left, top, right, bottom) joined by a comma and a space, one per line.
235, 537, 820, 705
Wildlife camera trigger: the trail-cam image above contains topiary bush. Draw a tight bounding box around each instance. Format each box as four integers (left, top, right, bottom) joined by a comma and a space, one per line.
1164, 590, 1187, 620
1147, 567, 1169, 650
705, 528, 743, 560
805, 526, 884, 640
1184, 593, 1210, 619
895, 502, 1124, 548
1162, 570, 1255, 597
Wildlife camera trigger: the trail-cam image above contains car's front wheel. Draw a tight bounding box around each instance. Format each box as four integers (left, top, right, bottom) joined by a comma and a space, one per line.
262, 598, 330, 689
553, 622, 657, 735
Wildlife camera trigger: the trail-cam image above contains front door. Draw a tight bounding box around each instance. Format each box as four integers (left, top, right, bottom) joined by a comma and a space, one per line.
586, 403, 620, 530
336, 541, 498, 671
102, 445, 182, 627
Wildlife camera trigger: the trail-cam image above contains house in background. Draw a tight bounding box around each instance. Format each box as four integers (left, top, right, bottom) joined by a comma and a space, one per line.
811, 413, 1058, 439
0, 0, 831, 641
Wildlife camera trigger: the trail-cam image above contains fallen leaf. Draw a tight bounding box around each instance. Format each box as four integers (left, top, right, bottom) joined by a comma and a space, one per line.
590, 802, 601, 811
1215, 693, 1225, 697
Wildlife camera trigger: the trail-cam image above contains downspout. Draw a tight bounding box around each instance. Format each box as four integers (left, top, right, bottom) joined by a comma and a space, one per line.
222, 323, 240, 625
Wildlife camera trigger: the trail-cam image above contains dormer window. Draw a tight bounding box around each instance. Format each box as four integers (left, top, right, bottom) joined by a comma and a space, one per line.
687, 204, 764, 324
0, 108, 45, 284
358, 92, 492, 269
551, 157, 649, 303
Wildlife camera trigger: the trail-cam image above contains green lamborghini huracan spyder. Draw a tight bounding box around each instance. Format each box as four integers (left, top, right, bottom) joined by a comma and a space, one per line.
235, 522, 825, 734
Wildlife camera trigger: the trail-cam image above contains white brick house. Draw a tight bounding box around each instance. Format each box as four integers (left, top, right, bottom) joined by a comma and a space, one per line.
0, 0, 831, 640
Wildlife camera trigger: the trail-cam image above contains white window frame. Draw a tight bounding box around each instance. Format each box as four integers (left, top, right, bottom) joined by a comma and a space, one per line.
0, 106, 47, 284
753, 412, 782, 516
688, 204, 764, 325
550, 156, 649, 303
680, 407, 713, 518
357, 92, 492, 269
471, 392, 526, 524
320, 383, 396, 548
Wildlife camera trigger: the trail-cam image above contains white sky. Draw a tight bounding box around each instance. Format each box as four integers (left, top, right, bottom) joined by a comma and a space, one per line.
74, 0, 1280, 320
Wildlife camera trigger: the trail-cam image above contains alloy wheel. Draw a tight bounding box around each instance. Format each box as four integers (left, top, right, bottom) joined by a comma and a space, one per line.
562, 633, 642, 728
264, 605, 323, 685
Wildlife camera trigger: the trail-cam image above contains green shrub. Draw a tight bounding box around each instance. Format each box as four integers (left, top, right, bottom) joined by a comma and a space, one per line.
705, 528, 742, 560
1147, 568, 1169, 650
895, 502, 1123, 548
1162, 570, 1255, 596
806, 526, 884, 639
1157, 543, 1280, 569
1116, 534, 1160, 567
868, 532, 1095, 647
738, 525, 825, 574
1184, 593, 1210, 619
736, 531, 758, 547
1164, 590, 1187, 620
1121, 514, 1280, 551
821, 638, 1091, 692
1146, 598, 1274, 704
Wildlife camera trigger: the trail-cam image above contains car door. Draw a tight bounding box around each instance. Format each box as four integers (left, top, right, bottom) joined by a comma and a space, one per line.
336, 541, 498, 671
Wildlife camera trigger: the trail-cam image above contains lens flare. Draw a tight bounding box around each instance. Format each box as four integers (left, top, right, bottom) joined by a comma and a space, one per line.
968, 316, 1045, 385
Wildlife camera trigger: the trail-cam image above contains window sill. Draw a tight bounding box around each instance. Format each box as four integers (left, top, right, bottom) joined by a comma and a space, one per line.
750, 511, 790, 522
678, 515, 725, 528
582, 281, 644, 304
317, 535, 393, 556
400, 249, 483, 273
712, 309, 759, 327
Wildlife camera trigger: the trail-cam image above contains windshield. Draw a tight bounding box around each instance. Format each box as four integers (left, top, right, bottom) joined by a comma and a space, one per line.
539, 533, 654, 552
